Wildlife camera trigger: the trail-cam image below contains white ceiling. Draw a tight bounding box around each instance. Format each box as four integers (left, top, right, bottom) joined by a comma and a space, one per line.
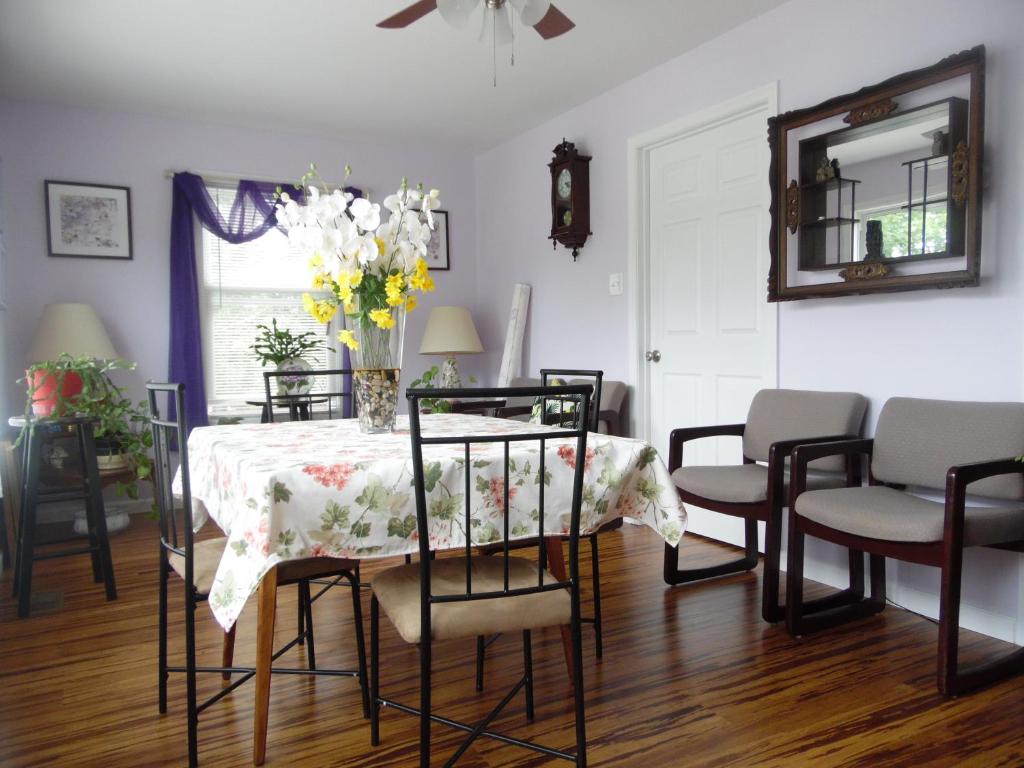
0, 0, 787, 151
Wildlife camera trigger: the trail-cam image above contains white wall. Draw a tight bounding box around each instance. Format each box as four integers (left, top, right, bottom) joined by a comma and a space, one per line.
0, 101, 483, 420
473, 0, 1024, 641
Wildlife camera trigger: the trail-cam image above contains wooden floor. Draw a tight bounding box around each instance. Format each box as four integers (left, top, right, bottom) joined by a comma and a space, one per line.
3, 518, 1024, 767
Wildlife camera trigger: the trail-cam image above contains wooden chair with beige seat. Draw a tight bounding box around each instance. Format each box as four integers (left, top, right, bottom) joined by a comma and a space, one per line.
787, 397, 1024, 695
665, 388, 868, 623
147, 382, 368, 767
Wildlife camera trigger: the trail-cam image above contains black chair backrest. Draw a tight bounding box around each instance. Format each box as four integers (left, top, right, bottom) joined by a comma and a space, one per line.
407, 385, 592, 616
262, 368, 354, 422
146, 382, 194, 569
540, 368, 603, 433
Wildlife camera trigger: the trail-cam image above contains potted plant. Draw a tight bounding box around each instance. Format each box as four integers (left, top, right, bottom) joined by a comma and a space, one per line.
21, 354, 153, 500
408, 365, 477, 414
250, 319, 324, 396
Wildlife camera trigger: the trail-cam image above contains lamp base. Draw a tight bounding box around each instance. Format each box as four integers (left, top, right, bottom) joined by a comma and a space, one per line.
439, 356, 462, 388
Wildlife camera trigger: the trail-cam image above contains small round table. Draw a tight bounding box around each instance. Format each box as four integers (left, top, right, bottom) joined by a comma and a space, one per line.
245, 397, 331, 424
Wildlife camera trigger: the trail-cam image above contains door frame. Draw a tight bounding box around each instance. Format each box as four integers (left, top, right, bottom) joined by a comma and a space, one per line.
626, 82, 780, 442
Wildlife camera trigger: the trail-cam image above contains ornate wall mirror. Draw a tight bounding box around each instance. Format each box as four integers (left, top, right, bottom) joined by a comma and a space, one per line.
768, 46, 984, 301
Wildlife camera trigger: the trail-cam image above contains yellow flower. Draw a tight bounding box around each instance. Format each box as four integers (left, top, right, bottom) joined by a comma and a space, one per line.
385, 273, 405, 306
421, 274, 435, 293
405, 293, 417, 312
308, 253, 323, 269
336, 282, 353, 304
337, 329, 359, 351
369, 308, 396, 330
375, 237, 387, 257
408, 257, 435, 292
303, 293, 337, 324
350, 269, 363, 287
311, 273, 325, 290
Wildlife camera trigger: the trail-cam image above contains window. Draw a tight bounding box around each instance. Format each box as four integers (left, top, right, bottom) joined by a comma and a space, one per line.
199, 186, 335, 412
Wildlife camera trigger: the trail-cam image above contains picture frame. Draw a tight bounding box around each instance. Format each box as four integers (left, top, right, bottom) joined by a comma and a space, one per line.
425, 209, 450, 270
45, 180, 133, 260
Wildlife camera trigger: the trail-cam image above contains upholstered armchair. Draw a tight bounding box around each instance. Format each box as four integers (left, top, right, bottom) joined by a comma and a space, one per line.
787, 397, 1024, 696
666, 388, 868, 623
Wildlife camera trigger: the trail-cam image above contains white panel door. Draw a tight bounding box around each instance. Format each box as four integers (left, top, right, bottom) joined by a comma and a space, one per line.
647, 107, 777, 547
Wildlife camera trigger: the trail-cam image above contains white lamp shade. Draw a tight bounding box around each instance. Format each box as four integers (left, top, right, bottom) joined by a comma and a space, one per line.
419, 306, 483, 356
28, 303, 117, 362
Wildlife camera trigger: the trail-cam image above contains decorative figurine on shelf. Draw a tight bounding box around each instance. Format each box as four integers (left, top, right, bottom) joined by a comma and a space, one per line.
865, 220, 884, 261
932, 130, 948, 156
816, 156, 836, 182
830, 158, 841, 179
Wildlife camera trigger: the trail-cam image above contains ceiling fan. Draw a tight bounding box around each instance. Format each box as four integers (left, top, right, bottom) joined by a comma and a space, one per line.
378, 0, 576, 41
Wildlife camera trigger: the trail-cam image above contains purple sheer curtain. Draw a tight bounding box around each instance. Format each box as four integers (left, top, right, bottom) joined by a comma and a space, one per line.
168, 172, 301, 430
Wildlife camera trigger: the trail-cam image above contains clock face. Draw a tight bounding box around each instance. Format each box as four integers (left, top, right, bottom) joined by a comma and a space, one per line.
557, 168, 572, 200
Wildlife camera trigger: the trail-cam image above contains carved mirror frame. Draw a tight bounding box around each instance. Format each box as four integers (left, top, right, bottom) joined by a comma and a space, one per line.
767, 46, 985, 301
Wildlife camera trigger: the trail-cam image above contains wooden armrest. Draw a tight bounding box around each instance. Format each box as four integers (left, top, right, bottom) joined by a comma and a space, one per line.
943, 458, 1024, 541
789, 438, 874, 507
667, 423, 746, 473
764, 434, 859, 496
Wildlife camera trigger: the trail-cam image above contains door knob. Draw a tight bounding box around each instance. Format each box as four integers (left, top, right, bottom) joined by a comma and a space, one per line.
645, 350, 661, 363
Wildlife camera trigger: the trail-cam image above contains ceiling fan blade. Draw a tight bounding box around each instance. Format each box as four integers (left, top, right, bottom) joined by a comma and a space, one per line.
532, 3, 574, 39
377, 0, 438, 29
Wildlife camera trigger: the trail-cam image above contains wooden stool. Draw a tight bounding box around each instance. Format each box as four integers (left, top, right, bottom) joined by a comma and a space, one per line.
11, 416, 117, 617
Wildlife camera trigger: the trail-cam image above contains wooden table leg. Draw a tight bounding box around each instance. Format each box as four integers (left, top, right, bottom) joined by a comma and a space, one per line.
545, 536, 576, 686
253, 566, 279, 766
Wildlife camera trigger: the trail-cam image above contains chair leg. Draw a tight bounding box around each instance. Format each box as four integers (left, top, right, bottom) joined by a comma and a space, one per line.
785, 519, 806, 637
762, 508, 784, 623
475, 635, 485, 692
571, 606, 587, 768
348, 568, 370, 719
522, 630, 534, 722
300, 580, 316, 670
184, 585, 199, 768
80, 423, 116, 600
158, 554, 169, 713
419, 635, 431, 768
221, 624, 236, 683
253, 567, 279, 766
370, 595, 381, 746
297, 581, 306, 647
589, 534, 604, 658
16, 428, 41, 618
663, 516, 760, 586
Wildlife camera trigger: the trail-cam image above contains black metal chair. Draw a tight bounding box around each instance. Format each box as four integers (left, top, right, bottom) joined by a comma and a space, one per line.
477, 368, 614, 689
370, 385, 593, 767
148, 382, 368, 767
262, 367, 354, 423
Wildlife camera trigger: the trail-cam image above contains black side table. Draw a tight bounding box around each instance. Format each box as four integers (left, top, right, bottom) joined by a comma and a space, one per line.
9, 416, 117, 618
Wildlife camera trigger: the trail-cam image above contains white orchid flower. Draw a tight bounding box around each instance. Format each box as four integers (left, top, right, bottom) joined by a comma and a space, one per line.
349, 198, 381, 233
382, 193, 404, 214
329, 189, 349, 216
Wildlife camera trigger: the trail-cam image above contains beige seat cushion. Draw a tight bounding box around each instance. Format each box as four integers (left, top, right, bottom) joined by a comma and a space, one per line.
795, 485, 1024, 546
167, 537, 227, 595
672, 464, 846, 504
373, 556, 570, 644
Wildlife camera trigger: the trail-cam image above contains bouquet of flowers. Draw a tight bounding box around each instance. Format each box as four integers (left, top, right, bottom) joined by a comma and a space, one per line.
275, 165, 441, 431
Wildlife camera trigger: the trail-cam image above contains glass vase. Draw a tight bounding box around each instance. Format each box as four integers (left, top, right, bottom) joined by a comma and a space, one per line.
350, 306, 405, 433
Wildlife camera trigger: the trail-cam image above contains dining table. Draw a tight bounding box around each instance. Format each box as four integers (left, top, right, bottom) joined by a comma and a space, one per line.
177, 412, 686, 756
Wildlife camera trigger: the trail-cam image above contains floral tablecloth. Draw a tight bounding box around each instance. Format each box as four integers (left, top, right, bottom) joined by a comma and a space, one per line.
178, 413, 686, 630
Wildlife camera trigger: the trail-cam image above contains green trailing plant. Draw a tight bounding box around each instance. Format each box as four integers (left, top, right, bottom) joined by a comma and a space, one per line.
21, 354, 154, 500
408, 365, 477, 413
250, 319, 324, 367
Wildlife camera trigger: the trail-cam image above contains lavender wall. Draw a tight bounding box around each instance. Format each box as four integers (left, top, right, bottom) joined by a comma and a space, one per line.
0, 101, 482, 418
473, 0, 1024, 641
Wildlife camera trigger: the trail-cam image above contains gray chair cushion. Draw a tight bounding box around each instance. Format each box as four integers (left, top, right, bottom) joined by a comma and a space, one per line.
796, 485, 1024, 546
743, 389, 868, 473
871, 398, 1024, 500
672, 464, 846, 504
571, 378, 627, 435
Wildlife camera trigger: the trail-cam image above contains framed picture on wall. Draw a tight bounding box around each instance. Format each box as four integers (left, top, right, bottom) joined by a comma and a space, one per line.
425, 209, 450, 270
45, 180, 133, 260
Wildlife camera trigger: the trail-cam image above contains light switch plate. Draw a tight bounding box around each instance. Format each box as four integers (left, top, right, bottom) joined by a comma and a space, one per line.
608, 272, 623, 295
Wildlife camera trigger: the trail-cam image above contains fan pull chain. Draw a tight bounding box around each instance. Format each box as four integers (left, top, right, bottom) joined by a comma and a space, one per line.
492, 10, 497, 87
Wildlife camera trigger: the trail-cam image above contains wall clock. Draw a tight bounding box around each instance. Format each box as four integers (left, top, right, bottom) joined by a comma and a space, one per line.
548, 139, 591, 260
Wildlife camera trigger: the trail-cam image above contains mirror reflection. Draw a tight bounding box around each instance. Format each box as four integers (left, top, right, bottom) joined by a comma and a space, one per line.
797, 97, 967, 270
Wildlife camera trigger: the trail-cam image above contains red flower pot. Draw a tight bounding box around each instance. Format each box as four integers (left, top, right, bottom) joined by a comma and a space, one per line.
29, 369, 84, 417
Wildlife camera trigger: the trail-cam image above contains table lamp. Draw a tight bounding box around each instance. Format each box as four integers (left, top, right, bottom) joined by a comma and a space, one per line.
28, 303, 117, 363
418, 306, 483, 388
